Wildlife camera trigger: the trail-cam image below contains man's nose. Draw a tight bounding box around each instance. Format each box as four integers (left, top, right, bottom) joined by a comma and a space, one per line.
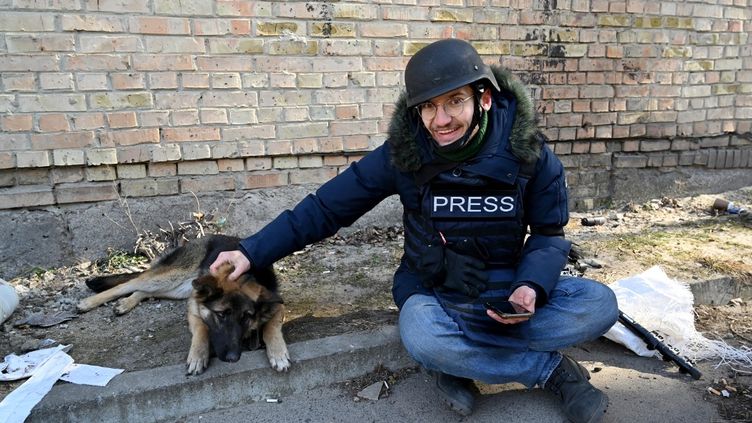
433, 105, 452, 125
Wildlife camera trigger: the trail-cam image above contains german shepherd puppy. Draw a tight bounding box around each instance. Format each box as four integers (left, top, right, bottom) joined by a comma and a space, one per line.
186, 261, 289, 375
77, 234, 290, 375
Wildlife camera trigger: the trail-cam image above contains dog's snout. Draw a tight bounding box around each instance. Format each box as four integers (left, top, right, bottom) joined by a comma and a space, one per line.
223, 351, 240, 362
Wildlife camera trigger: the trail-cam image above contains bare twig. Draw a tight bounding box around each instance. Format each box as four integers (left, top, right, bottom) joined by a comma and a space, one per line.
118, 196, 139, 234
188, 190, 201, 216
729, 366, 752, 375
102, 212, 130, 231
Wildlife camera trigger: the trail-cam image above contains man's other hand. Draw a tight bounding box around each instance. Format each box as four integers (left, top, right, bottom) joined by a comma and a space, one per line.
486, 285, 536, 325
210, 250, 251, 280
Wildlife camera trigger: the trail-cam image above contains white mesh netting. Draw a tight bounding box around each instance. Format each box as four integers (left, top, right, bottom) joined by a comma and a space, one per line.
604, 266, 752, 372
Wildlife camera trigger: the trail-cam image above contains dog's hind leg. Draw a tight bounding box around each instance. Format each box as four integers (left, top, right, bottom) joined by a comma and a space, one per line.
262, 304, 290, 372
114, 291, 149, 315
77, 280, 145, 313
78, 267, 195, 313
113, 277, 194, 315
86, 272, 140, 293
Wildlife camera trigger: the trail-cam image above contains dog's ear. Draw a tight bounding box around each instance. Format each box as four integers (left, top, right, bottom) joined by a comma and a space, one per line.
256, 290, 283, 321
192, 274, 219, 300
259, 289, 284, 305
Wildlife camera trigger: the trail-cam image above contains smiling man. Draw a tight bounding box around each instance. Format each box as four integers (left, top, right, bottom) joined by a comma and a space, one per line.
211, 39, 618, 423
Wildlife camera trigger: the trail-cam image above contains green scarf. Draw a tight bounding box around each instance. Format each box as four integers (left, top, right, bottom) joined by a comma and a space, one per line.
434, 110, 489, 162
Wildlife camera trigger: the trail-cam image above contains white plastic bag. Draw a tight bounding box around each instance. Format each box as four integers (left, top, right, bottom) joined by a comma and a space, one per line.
604, 266, 696, 358
0, 278, 19, 325
604, 266, 752, 369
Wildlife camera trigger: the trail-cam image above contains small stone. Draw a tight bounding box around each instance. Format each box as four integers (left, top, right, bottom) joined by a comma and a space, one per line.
357, 381, 385, 401
583, 258, 604, 269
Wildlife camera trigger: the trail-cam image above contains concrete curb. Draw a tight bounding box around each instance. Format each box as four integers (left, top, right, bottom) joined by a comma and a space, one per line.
28, 325, 415, 423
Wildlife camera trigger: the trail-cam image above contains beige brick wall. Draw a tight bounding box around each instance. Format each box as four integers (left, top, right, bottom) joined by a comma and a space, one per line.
0, 0, 751, 210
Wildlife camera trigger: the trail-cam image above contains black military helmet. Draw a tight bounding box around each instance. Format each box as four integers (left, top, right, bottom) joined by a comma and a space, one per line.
404, 39, 500, 108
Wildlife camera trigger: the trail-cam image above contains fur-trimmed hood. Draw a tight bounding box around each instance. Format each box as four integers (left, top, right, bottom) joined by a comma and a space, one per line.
386, 65, 541, 172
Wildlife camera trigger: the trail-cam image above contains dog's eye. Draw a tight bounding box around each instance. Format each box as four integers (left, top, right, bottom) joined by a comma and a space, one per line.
215, 310, 227, 319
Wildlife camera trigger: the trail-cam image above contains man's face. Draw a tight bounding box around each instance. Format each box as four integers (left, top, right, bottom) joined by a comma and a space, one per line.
418, 85, 491, 147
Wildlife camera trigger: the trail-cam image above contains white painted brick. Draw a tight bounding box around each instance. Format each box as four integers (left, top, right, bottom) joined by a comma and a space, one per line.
16, 151, 50, 168
53, 149, 85, 166
86, 148, 118, 165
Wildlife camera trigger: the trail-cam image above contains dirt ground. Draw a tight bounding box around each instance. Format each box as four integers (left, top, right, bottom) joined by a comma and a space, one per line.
2, 187, 752, 419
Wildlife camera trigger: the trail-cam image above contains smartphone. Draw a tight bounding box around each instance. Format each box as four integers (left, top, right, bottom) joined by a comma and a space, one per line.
484, 301, 534, 319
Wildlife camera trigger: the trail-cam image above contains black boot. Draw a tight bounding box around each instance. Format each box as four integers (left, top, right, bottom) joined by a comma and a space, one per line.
428, 370, 477, 416
544, 355, 608, 423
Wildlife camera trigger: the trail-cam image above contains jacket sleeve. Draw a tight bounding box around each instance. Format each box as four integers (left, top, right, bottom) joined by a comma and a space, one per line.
239, 144, 398, 268
511, 142, 571, 304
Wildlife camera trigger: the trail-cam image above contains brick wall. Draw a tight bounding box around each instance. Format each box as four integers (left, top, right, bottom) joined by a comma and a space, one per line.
0, 0, 750, 211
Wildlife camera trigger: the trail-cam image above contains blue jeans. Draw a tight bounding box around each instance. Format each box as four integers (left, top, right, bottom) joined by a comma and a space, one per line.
398, 276, 618, 388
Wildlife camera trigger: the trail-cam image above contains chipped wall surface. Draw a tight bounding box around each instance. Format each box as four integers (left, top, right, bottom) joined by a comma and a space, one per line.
0, 185, 404, 279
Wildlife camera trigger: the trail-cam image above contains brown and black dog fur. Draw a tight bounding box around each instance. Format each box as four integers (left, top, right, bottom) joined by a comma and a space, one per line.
77, 234, 290, 375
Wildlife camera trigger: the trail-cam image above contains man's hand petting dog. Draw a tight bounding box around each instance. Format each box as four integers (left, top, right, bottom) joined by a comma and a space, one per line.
210, 250, 251, 280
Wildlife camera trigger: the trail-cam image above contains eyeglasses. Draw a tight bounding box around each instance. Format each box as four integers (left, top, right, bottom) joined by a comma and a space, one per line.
416, 95, 474, 120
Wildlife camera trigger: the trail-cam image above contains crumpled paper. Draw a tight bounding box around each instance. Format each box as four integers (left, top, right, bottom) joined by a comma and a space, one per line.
0, 345, 124, 423
0, 350, 73, 423
0, 344, 72, 381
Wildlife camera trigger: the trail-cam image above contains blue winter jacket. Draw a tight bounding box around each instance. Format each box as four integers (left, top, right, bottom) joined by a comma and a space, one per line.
239, 66, 570, 310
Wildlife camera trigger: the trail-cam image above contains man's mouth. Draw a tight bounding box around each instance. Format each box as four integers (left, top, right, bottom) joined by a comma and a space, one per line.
434, 127, 460, 136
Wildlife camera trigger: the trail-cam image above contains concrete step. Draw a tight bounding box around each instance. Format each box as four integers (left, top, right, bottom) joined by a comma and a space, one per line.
28, 326, 414, 423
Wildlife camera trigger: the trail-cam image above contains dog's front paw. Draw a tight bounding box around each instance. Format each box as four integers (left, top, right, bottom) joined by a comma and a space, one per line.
76, 298, 96, 313
266, 345, 290, 372
186, 347, 209, 375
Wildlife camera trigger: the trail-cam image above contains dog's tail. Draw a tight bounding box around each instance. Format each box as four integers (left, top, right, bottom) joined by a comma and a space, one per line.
85, 273, 140, 292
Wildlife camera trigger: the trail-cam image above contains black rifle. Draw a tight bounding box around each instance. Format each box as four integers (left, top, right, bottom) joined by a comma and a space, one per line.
618, 310, 702, 380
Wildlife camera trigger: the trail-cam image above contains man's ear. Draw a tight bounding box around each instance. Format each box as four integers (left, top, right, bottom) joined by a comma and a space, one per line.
480, 89, 493, 111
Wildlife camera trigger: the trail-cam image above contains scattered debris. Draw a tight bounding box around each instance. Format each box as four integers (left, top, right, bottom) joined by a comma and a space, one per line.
0, 345, 123, 423
706, 373, 752, 421
710, 198, 752, 226
13, 311, 77, 328
134, 210, 226, 261
660, 197, 681, 208
712, 198, 746, 215
0, 345, 72, 382
326, 226, 403, 246
707, 378, 741, 400
336, 364, 418, 401
357, 380, 386, 401
36, 339, 59, 350
581, 258, 604, 269
729, 298, 746, 307
621, 202, 641, 213
581, 217, 607, 226
265, 398, 280, 403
